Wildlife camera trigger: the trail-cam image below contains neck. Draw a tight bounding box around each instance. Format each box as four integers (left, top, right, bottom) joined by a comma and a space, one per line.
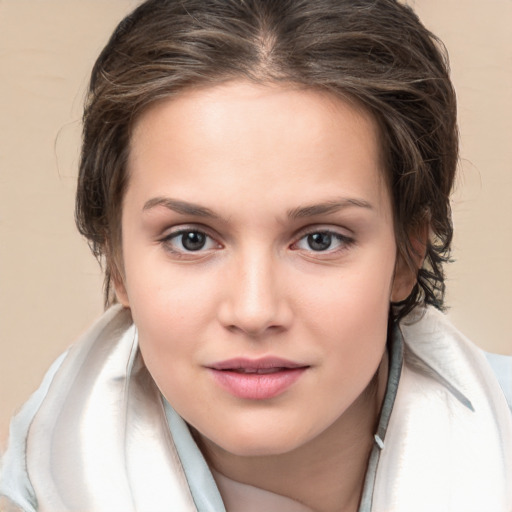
197, 351, 389, 512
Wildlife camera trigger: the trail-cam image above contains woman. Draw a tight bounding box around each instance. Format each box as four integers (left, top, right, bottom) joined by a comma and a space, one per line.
1, 0, 511, 511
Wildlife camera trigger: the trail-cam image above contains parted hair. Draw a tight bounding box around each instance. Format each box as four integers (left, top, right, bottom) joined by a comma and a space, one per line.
76, 0, 458, 320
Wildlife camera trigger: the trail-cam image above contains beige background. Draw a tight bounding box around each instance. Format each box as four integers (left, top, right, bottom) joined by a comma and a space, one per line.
1, 0, 511, 449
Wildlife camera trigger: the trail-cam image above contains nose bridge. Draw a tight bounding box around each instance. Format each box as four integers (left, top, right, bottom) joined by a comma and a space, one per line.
221, 244, 290, 335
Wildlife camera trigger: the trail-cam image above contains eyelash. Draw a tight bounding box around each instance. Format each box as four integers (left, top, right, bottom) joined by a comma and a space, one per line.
291, 229, 355, 255
160, 228, 220, 255
159, 227, 355, 257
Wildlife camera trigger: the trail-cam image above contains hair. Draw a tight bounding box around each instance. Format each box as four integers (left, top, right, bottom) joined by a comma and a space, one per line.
75, 0, 458, 320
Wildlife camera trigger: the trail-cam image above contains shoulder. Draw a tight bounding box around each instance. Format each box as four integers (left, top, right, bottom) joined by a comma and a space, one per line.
485, 351, 512, 413
0, 351, 68, 512
398, 306, 512, 420
0, 305, 129, 512
373, 307, 512, 510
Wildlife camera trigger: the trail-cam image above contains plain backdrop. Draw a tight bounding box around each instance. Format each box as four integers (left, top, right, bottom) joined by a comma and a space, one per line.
1, 0, 511, 448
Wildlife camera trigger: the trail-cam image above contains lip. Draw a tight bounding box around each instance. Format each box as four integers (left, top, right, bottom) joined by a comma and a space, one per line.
207, 357, 309, 400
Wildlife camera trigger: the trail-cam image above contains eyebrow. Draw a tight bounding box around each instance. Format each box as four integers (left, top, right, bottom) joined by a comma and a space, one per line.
143, 197, 220, 218
287, 198, 373, 219
143, 196, 373, 221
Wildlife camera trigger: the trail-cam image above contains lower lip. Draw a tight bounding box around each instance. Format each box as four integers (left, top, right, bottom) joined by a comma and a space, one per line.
208, 368, 307, 400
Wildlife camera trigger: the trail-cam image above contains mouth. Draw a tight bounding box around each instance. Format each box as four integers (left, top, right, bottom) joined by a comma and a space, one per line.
207, 357, 309, 400
225, 367, 289, 374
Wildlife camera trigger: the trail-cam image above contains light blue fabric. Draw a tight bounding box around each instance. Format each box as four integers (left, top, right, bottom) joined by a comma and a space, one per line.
485, 352, 512, 412
164, 401, 226, 512
0, 351, 68, 512
1, 345, 510, 511
0, 350, 226, 512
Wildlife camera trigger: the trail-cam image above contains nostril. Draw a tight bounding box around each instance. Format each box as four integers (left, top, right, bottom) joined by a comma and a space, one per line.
224, 321, 289, 338
216, 264, 293, 335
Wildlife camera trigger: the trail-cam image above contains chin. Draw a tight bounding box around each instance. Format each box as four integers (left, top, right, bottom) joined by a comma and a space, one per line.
228, 439, 299, 457
197, 424, 308, 458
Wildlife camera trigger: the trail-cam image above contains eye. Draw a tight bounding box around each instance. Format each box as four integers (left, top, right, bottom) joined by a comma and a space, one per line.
293, 230, 353, 253
162, 229, 219, 253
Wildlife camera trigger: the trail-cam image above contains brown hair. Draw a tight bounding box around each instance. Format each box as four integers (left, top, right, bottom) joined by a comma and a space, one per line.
76, 0, 458, 320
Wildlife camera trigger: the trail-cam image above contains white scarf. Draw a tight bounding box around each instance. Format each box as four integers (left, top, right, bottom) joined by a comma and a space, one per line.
24, 306, 512, 511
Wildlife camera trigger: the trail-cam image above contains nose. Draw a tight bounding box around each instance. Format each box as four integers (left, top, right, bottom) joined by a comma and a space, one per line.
217, 250, 293, 337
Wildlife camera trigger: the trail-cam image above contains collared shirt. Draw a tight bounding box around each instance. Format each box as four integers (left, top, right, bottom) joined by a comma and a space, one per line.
1, 309, 511, 511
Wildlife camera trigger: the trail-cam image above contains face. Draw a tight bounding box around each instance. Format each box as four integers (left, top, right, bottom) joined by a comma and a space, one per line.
116, 81, 411, 458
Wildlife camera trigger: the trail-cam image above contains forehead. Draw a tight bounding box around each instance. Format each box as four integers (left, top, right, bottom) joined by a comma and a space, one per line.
126, 81, 390, 218
130, 81, 382, 158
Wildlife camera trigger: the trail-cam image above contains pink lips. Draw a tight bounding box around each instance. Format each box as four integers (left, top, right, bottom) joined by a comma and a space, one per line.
207, 357, 308, 400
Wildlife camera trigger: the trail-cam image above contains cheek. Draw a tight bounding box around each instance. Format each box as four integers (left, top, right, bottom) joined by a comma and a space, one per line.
123, 234, 218, 312
301, 252, 395, 327
129, 283, 213, 407
121, 253, 219, 361
298, 252, 394, 367
130, 275, 217, 341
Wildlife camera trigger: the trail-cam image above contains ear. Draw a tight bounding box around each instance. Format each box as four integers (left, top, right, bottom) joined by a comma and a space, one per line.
391, 224, 429, 302
109, 259, 131, 308
113, 276, 130, 307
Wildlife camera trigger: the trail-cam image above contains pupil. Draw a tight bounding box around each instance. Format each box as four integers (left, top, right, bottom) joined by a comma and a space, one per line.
308, 232, 332, 251
182, 231, 206, 251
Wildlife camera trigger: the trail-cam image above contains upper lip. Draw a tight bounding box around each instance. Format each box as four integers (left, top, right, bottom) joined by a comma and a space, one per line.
207, 357, 308, 371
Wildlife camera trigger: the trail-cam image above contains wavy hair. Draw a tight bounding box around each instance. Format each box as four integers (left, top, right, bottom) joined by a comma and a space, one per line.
76, 0, 458, 320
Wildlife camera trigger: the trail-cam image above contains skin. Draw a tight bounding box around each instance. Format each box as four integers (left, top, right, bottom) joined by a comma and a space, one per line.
115, 81, 415, 512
